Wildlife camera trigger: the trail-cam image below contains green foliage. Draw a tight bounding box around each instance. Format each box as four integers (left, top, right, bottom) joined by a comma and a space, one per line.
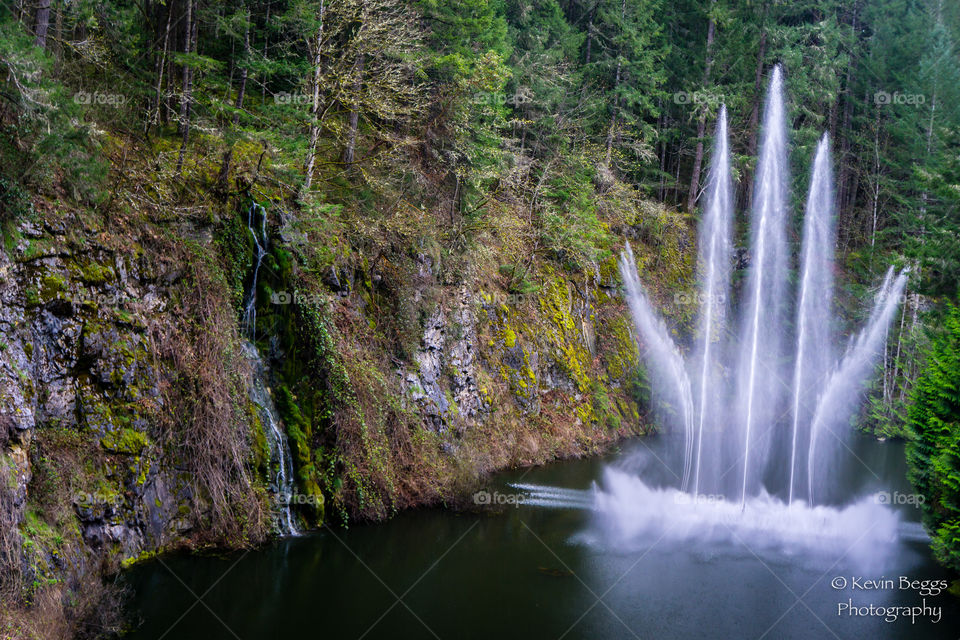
907, 303, 960, 570
0, 21, 106, 206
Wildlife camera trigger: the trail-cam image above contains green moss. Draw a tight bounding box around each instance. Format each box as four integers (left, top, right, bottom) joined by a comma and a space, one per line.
603, 314, 639, 381
502, 327, 517, 348
250, 401, 269, 475
39, 273, 66, 302
100, 428, 150, 455
120, 550, 158, 570
132, 455, 151, 486
275, 385, 324, 526
444, 390, 460, 416
78, 261, 114, 285
24, 286, 39, 307
538, 272, 592, 393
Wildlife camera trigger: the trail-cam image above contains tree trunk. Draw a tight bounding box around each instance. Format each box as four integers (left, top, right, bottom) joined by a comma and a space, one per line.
685, 6, 716, 212
34, 0, 51, 48
146, 3, 173, 135
742, 20, 767, 209
176, 0, 195, 175
870, 115, 880, 248
657, 100, 666, 201
262, 2, 271, 102
604, 58, 622, 166
584, 4, 596, 64
341, 52, 365, 166
302, 1, 326, 193
837, 62, 854, 212
604, 0, 626, 166
218, 8, 250, 189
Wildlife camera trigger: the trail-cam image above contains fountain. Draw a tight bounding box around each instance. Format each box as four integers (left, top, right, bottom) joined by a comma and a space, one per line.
735, 64, 790, 506
789, 133, 836, 505
619, 244, 696, 491
609, 64, 909, 546
692, 105, 733, 497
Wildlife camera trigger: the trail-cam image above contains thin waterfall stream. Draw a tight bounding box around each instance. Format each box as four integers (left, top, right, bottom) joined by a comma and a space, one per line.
241, 201, 298, 536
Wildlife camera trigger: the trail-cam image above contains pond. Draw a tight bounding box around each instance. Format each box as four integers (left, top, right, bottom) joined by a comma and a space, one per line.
125, 435, 960, 639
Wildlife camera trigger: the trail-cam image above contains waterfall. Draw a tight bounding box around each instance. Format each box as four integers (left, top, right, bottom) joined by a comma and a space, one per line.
242, 201, 268, 339
736, 64, 790, 506
693, 105, 733, 496
616, 64, 907, 510
788, 133, 836, 505
245, 343, 298, 535
239, 201, 298, 535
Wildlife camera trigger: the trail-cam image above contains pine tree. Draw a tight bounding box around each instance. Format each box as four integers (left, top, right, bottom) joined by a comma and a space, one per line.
907, 302, 960, 570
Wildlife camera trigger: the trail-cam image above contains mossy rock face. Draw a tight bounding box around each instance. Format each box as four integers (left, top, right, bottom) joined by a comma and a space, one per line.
74, 261, 115, 285
274, 385, 324, 526
39, 272, 67, 303
538, 272, 593, 393
100, 428, 150, 455
600, 314, 639, 382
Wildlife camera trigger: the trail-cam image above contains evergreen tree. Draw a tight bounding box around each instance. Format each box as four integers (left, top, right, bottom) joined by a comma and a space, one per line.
907, 302, 960, 570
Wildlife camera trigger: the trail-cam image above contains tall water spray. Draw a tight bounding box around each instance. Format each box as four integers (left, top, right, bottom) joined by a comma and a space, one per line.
614, 64, 908, 512
737, 64, 790, 506
788, 133, 836, 504
692, 106, 734, 496
807, 267, 908, 503
619, 244, 696, 490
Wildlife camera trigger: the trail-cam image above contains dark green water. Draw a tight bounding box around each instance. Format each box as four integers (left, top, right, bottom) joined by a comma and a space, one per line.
125, 437, 960, 639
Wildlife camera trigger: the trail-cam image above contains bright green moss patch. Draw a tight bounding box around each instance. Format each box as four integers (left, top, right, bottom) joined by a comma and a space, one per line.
39, 273, 66, 302
100, 428, 150, 455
